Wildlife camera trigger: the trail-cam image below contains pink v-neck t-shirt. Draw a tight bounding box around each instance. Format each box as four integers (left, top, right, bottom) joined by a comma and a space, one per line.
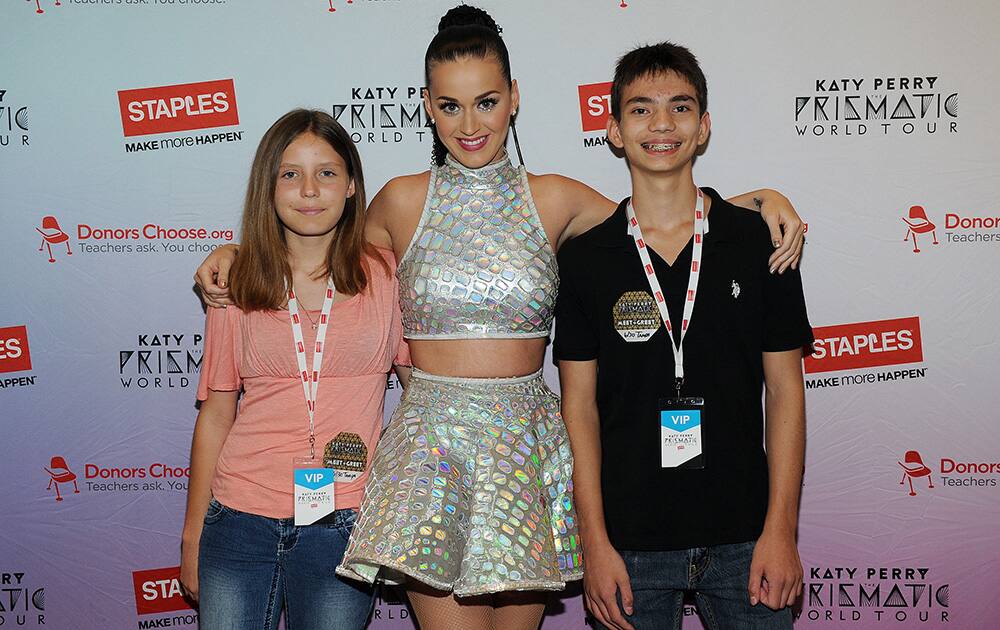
196, 247, 410, 518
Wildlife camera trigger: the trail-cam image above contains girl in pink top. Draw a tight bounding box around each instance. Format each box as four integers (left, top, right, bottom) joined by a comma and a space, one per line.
179, 109, 410, 630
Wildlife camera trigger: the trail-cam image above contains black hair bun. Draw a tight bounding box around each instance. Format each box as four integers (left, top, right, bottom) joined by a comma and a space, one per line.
438, 4, 502, 36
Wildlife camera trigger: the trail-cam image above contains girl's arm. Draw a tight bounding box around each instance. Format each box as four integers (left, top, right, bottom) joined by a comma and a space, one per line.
394, 365, 412, 389
179, 389, 239, 601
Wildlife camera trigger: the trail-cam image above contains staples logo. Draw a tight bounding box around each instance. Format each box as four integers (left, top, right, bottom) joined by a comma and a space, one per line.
0, 325, 32, 374
578, 82, 612, 132
117, 79, 239, 137
805, 317, 923, 374
132, 567, 194, 615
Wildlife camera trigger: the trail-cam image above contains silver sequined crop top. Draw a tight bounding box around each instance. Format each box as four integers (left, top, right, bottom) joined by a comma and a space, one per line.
397, 153, 558, 339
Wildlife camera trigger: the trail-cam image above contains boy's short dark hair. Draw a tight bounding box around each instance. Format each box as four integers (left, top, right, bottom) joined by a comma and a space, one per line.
610, 42, 708, 121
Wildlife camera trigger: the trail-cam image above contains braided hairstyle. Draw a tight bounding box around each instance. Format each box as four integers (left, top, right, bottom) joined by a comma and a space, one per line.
424, 4, 522, 166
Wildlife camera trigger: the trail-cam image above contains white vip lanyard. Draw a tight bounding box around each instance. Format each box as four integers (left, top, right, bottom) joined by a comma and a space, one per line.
287, 278, 336, 460
626, 189, 705, 397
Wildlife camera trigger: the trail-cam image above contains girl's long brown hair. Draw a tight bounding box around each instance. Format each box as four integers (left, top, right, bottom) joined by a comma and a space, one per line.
230, 109, 387, 311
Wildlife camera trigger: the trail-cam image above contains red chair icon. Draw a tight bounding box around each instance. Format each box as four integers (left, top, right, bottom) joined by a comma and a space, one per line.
36, 216, 72, 263
898, 450, 934, 496
902, 205, 938, 253
44, 456, 80, 501
29, 0, 61, 14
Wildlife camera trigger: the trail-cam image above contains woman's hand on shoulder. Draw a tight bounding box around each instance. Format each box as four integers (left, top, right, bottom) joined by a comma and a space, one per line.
759, 190, 805, 273
728, 189, 805, 273
529, 174, 617, 248
194, 244, 239, 308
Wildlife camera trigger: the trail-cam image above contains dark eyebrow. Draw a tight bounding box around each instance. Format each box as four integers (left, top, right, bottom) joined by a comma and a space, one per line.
278, 162, 341, 168
435, 90, 501, 102
625, 94, 696, 107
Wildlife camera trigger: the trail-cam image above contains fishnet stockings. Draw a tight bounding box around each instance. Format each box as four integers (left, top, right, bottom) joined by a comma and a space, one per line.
406, 584, 547, 630
493, 591, 547, 630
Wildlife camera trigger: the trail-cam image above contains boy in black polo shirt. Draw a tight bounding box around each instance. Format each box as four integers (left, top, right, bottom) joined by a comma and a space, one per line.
555, 42, 812, 630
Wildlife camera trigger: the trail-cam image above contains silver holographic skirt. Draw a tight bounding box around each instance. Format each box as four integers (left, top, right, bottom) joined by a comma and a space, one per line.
336, 368, 583, 596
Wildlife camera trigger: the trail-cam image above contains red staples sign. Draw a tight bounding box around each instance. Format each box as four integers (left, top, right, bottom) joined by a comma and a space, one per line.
0, 325, 32, 374
805, 317, 923, 374
118, 79, 239, 137
578, 81, 612, 132
132, 566, 194, 615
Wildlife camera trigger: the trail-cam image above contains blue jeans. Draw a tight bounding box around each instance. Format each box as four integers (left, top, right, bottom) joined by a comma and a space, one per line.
198, 499, 374, 630
597, 541, 792, 630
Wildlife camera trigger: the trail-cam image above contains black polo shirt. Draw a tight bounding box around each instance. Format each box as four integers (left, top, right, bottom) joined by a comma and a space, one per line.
554, 188, 813, 551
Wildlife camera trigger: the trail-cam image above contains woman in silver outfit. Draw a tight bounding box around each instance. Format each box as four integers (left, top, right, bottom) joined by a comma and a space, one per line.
195, 6, 804, 628
337, 6, 803, 628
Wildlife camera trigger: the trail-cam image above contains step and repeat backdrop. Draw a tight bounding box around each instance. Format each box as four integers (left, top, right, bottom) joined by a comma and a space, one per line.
3, 1, 999, 628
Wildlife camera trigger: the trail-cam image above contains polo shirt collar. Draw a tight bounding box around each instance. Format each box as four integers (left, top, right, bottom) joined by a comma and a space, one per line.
591, 187, 738, 248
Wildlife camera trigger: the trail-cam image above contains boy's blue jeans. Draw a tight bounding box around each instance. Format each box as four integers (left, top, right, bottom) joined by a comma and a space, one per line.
596, 540, 793, 630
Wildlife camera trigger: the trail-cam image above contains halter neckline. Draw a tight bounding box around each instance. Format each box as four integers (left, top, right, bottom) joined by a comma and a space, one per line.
443, 151, 514, 178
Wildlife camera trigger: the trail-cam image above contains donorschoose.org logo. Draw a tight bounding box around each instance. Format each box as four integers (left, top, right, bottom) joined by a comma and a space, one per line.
901, 204, 1000, 250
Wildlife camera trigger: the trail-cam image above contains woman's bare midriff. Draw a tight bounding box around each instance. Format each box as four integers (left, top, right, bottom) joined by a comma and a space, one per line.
409, 338, 548, 378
